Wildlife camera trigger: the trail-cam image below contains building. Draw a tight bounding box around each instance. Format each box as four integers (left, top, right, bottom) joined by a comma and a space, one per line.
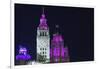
50, 33, 69, 63
36, 8, 50, 63
16, 46, 31, 65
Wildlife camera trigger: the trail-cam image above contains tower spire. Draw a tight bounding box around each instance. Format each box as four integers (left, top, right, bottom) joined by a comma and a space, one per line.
42, 7, 44, 14
41, 7, 45, 18
38, 7, 48, 30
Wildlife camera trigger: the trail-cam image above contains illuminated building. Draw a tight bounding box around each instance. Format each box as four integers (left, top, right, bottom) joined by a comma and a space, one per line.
16, 8, 69, 64
50, 33, 69, 62
36, 8, 50, 63
16, 46, 31, 65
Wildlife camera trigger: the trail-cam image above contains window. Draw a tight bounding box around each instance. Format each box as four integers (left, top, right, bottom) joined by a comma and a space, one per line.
40, 52, 41, 54
45, 55, 46, 58
40, 32, 42, 36
40, 32, 44, 36
44, 32, 46, 36
40, 48, 42, 50
42, 32, 44, 36
43, 52, 44, 54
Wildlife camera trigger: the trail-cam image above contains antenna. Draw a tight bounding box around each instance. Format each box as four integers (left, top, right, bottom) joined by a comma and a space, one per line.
42, 7, 44, 14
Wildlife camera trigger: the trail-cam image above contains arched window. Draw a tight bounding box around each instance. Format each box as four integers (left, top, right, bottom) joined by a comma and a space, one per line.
40, 32, 42, 36
45, 32, 47, 36
42, 32, 44, 36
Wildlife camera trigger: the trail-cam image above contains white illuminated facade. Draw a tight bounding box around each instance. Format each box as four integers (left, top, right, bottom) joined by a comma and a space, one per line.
36, 10, 50, 63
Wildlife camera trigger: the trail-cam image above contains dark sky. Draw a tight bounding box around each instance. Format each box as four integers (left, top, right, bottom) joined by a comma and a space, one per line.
15, 3, 94, 62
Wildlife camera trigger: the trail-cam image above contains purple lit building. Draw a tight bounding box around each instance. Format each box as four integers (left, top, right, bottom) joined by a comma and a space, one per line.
50, 33, 69, 63
36, 8, 69, 63
16, 46, 31, 65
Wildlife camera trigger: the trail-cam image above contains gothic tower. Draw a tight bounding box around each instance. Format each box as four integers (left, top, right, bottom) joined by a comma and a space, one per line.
50, 25, 69, 62
36, 8, 50, 63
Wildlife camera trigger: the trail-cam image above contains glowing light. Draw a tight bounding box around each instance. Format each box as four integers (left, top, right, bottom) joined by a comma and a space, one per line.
16, 46, 31, 60
52, 34, 63, 42
50, 33, 69, 62
38, 13, 48, 30
19, 47, 27, 55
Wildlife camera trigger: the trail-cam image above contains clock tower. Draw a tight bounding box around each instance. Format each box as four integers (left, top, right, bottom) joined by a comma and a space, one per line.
36, 8, 50, 63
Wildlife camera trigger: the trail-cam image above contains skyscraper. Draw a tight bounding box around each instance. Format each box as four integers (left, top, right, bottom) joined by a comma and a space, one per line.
36, 8, 50, 63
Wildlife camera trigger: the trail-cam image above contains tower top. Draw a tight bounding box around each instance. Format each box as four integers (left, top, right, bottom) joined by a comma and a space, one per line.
38, 7, 48, 30
52, 25, 63, 42
52, 33, 63, 42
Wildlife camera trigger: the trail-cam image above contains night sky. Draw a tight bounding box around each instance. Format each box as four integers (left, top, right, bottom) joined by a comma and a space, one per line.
15, 3, 94, 63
